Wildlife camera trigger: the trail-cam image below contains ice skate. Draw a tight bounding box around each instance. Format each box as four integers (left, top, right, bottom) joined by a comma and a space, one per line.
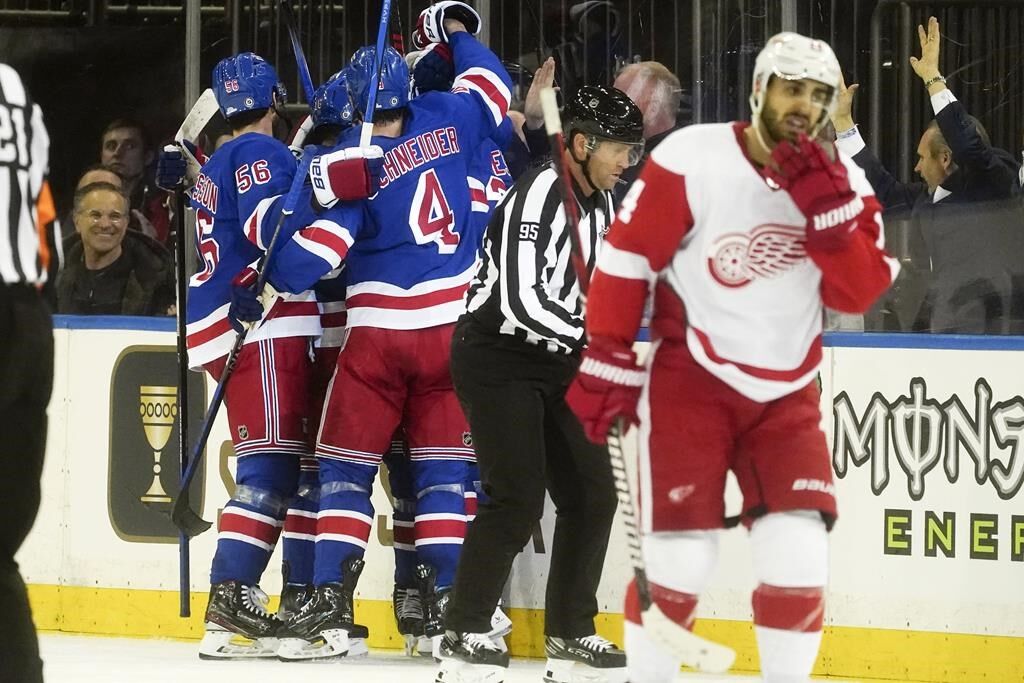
435, 630, 510, 683
417, 562, 453, 659
487, 603, 512, 652
277, 558, 369, 661
394, 586, 429, 656
543, 635, 627, 683
277, 582, 314, 622
198, 581, 282, 660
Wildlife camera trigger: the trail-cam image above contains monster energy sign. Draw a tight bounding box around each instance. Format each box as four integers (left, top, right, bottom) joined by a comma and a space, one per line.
832, 376, 1024, 562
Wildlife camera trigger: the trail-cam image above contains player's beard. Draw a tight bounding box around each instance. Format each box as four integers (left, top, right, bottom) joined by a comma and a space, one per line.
759, 103, 808, 145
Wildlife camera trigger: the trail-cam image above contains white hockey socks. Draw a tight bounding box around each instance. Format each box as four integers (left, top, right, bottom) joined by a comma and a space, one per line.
750, 511, 829, 682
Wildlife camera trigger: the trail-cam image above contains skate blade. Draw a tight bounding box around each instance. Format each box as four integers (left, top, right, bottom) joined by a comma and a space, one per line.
644, 604, 735, 674
543, 658, 627, 683
403, 633, 423, 658
436, 659, 506, 683
487, 608, 513, 638
198, 630, 278, 660
277, 630, 368, 662
417, 634, 438, 660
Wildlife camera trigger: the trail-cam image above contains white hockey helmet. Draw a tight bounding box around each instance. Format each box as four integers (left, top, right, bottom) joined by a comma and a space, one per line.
749, 32, 841, 134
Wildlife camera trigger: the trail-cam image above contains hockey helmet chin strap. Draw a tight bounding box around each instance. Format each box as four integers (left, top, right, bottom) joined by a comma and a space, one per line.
567, 131, 643, 193
567, 131, 600, 193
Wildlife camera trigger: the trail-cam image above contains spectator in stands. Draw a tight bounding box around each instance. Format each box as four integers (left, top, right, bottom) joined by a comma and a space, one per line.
99, 118, 171, 246
834, 16, 1023, 334
60, 164, 124, 240
610, 60, 682, 201
57, 182, 174, 316
521, 58, 682, 202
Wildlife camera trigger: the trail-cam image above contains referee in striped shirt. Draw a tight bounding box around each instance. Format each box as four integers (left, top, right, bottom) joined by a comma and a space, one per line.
0, 62, 55, 683
440, 86, 644, 672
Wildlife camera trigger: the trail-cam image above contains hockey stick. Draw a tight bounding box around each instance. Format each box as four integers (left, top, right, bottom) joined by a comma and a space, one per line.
173, 186, 193, 617
389, 0, 405, 55
539, 87, 589, 294
359, 0, 393, 147
174, 88, 218, 187
171, 147, 317, 537
278, 0, 316, 103
607, 419, 736, 673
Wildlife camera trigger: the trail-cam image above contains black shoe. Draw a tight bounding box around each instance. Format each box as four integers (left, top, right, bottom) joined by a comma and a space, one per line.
545, 635, 627, 679
203, 580, 282, 639
278, 583, 314, 622
280, 557, 368, 640
439, 630, 510, 668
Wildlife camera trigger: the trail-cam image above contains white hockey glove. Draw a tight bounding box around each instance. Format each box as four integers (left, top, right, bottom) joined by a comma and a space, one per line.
309, 145, 385, 209
418, 1, 482, 44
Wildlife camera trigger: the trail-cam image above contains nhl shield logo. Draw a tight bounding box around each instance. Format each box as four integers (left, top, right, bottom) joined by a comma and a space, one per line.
462, 431, 473, 447
238, 425, 249, 440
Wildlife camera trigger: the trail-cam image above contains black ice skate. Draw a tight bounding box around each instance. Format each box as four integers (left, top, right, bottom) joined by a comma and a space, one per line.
394, 585, 430, 657
198, 581, 281, 660
436, 630, 510, 683
277, 560, 313, 622
543, 635, 628, 683
277, 558, 370, 661
277, 582, 314, 622
417, 562, 452, 659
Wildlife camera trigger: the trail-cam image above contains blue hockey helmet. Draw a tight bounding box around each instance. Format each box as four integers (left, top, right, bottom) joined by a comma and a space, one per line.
310, 69, 357, 129
348, 45, 410, 115
212, 52, 287, 119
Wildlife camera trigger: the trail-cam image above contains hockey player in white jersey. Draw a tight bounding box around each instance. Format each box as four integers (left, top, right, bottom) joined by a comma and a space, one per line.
568, 33, 899, 682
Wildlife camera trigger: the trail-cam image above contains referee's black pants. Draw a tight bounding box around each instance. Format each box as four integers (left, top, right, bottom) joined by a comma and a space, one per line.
0, 284, 52, 683
445, 318, 617, 638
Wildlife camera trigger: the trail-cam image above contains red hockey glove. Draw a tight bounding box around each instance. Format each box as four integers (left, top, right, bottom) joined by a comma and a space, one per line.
567, 342, 646, 444
763, 134, 863, 253
309, 145, 385, 209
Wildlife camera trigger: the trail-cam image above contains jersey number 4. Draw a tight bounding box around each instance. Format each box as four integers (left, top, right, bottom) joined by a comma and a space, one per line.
410, 168, 459, 254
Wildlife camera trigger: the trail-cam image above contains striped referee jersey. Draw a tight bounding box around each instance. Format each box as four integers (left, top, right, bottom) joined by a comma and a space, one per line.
465, 162, 615, 354
0, 63, 55, 286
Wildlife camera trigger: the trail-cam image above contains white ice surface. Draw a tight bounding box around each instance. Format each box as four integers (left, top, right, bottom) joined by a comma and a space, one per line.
38, 633, 770, 683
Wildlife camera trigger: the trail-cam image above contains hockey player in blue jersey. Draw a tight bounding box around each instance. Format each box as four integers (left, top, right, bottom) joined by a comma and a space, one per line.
186, 52, 322, 660
276, 69, 359, 625
258, 2, 512, 662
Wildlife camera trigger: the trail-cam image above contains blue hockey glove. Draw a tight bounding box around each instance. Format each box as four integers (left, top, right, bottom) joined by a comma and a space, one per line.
228, 266, 266, 334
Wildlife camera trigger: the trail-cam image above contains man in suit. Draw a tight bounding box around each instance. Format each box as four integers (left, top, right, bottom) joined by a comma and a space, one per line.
834, 16, 1022, 334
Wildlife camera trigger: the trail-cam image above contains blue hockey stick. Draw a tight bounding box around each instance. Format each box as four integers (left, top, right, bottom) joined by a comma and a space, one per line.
171, 147, 316, 538
359, 0, 394, 147
278, 0, 316, 103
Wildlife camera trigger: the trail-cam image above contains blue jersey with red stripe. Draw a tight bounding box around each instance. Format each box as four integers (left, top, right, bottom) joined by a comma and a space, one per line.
467, 123, 514, 249
185, 132, 320, 367
266, 32, 512, 330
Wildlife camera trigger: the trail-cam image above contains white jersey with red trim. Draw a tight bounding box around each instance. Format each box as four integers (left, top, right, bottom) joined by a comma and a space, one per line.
590, 122, 899, 402
185, 133, 320, 368
265, 32, 512, 331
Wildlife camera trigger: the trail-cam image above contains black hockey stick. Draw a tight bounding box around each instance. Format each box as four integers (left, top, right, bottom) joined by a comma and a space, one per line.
171, 148, 317, 537
389, 0, 405, 55
278, 0, 316, 103
173, 186, 193, 616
